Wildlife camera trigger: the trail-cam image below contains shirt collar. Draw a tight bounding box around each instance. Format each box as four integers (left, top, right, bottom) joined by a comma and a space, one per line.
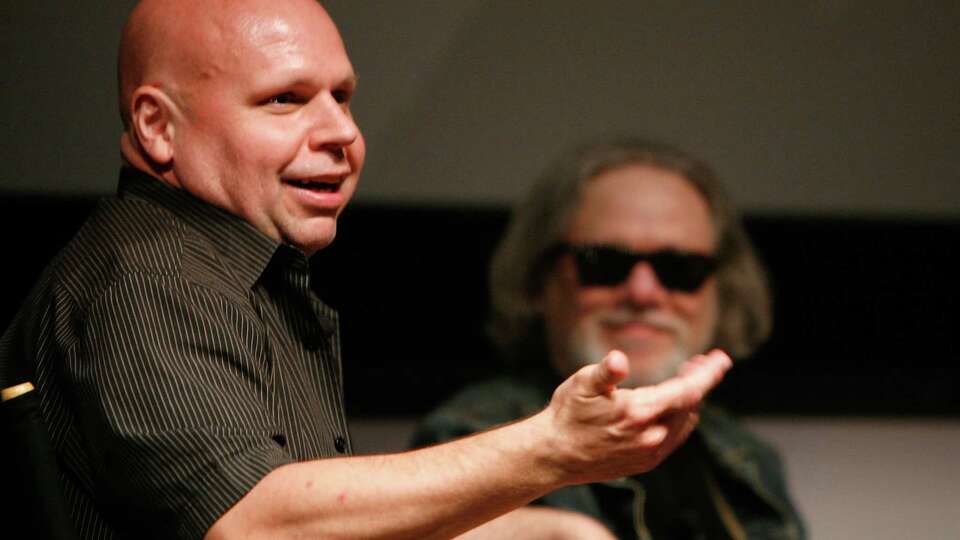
116, 167, 283, 290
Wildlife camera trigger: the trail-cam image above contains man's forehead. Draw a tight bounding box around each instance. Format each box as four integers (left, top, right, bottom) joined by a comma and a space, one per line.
570, 164, 716, 250
146, 0, 349, 84
130, 0, 341, 59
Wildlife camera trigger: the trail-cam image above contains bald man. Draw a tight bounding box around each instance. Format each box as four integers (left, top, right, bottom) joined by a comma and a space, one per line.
0, 1, 731, 539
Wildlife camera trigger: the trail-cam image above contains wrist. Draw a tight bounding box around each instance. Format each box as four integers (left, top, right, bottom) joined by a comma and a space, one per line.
517, 408, 574, 489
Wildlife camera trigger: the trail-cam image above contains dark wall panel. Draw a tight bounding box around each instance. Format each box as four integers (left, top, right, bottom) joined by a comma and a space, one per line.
2, 195, 957, 417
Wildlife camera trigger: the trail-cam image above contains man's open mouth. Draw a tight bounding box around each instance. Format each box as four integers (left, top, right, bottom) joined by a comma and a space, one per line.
285, 178, 342, 192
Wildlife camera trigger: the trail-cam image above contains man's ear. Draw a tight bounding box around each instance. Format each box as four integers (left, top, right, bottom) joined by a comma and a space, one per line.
129, 86, 178, 166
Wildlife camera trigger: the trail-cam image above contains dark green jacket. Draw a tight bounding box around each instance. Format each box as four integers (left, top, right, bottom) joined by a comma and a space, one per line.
411, 375, 805, 540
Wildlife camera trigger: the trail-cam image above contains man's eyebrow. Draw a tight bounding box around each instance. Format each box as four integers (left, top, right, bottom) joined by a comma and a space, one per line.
265, 72, 358, 91
302, 73, 358, 89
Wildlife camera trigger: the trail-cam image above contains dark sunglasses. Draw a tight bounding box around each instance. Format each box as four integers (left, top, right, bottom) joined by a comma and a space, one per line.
553, 243, 718, 292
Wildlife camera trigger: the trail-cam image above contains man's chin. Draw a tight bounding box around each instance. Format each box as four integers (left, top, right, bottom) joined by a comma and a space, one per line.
284, 219, 338, 256
620, 367, 675, 388
620, 348, 688, 388
561, 345, 682, 389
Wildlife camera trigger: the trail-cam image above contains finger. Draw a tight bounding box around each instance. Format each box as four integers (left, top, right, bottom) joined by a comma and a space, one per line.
638, 423, 669, 446
633, 411, 700, 472
639, 349, 732, 411
688, 349, 732, 391
579, 349, 629, 397
677, 350, 730, 406
669, 409, 700, 446
652, 410, 700, 462
677, 349, 731, 378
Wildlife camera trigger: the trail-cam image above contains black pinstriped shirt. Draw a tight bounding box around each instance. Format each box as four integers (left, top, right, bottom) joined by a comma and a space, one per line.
0, 167, 352, 539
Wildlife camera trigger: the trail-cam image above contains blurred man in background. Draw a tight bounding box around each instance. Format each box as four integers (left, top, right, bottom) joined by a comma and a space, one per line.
413, 138, 805, 539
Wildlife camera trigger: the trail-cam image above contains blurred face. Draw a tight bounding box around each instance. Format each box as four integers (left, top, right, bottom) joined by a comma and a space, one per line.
169, 1, 365, 255
540, 164, 719, 387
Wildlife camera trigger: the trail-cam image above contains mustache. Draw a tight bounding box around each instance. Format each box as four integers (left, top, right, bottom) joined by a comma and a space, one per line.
596, 308, 687, 335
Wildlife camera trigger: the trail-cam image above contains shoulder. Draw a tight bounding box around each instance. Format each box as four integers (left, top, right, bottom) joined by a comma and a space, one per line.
55, 196, 249, 308
445, 376, 550, 412
698, 404, 785, 468
53, 197, 185, 298
698, 404, 806, 532
1, 198, 186, 353
8, 196, 256, 351
410, 376, 551, 447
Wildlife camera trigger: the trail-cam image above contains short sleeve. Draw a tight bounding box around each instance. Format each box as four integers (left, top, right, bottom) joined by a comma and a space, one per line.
66, 272, 292, 539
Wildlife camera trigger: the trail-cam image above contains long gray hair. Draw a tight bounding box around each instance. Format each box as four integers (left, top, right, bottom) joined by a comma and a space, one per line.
489, 137, 772, 359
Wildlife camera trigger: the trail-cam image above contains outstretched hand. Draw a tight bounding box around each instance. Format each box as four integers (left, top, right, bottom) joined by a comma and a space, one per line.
541, 349, 732, 486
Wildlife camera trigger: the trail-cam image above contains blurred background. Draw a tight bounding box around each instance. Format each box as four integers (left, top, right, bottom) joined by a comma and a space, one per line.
2, 1, 958, 538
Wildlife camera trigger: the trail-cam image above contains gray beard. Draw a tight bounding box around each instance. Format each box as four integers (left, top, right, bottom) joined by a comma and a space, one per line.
569, 336, 689, 388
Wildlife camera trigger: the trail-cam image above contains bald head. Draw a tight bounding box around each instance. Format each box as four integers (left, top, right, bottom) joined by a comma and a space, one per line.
118, 0, 339, 129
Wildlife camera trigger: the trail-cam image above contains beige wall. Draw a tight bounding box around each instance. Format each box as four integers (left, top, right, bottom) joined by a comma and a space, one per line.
747, 418, 960, 539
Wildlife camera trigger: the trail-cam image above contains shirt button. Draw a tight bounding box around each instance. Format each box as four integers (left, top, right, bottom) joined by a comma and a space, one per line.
334, 435, 347, 454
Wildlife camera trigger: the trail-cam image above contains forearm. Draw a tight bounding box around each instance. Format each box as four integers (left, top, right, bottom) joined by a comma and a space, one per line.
454, 507, 616, 540
207, 411, 564, 540
206, 350, 731, 539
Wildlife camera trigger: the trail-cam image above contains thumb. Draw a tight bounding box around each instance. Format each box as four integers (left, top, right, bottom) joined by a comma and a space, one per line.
581, 350, 629, 396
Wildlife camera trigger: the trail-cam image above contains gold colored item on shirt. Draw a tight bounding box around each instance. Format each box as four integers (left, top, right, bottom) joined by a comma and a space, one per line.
1, 381, 35, 402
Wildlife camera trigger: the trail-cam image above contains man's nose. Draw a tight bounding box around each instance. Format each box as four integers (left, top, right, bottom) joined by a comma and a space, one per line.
307, 94, 360, 154
622, 261, 669, 306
